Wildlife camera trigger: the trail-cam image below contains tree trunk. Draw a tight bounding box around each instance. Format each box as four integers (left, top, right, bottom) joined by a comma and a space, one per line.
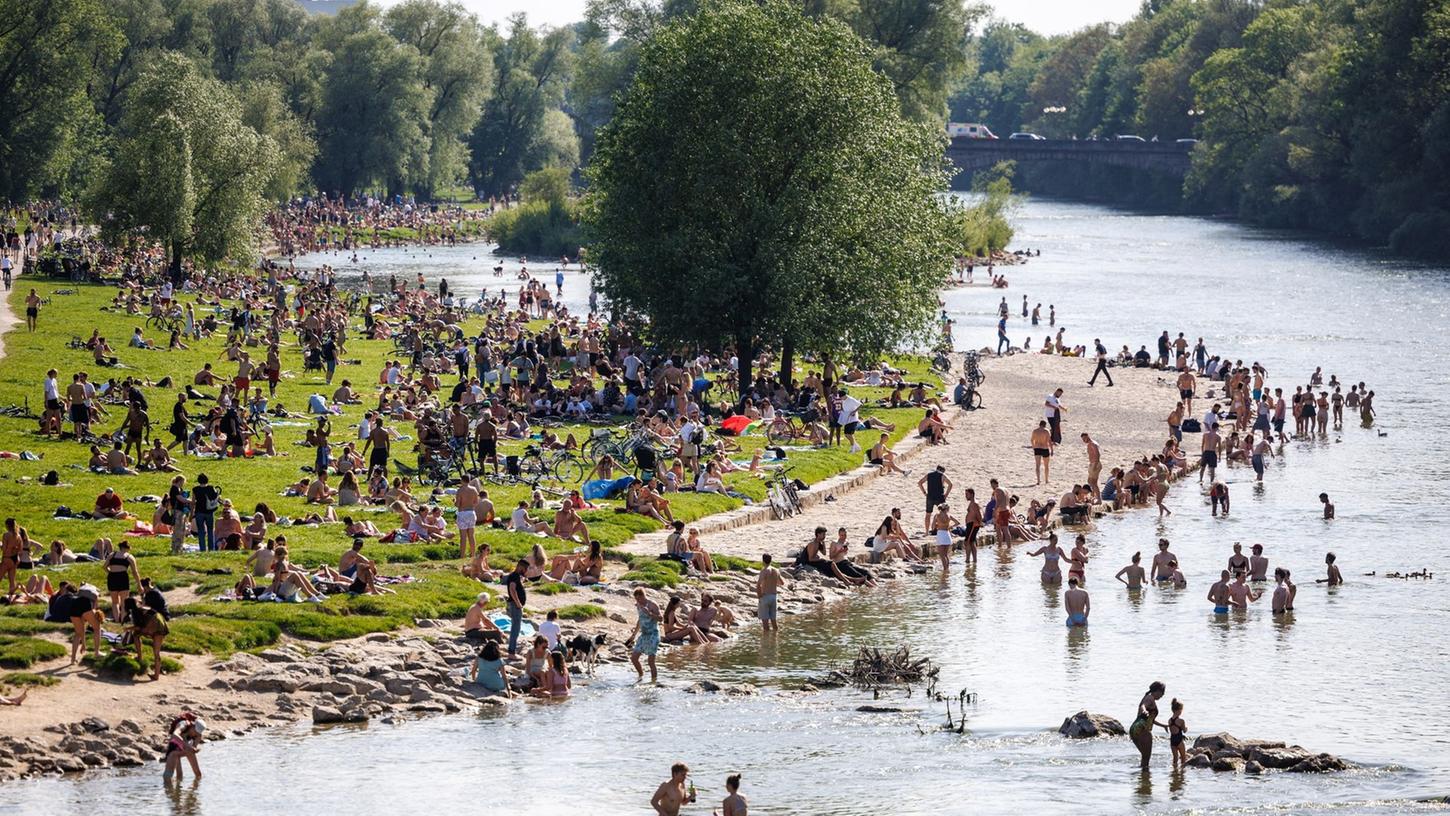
169, 241, 184, 287
779, 337, 795, 389
736, 335, 754, 407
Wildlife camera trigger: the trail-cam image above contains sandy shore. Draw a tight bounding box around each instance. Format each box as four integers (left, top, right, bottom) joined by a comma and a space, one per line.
625, 353, 1179, 560
0, 351, 1185, 779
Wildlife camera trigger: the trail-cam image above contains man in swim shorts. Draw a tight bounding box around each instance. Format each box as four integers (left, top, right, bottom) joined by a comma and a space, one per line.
756, 553, 780, 632
1031, 421, 1053, 485
454, 476, 480, 559
1207, 570, 1231, 614
917, 466, 951, 535
1064, 577, 1090, 626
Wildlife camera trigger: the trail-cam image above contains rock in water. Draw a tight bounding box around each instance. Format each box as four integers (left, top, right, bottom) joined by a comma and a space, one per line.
1059, 711, 1126, 738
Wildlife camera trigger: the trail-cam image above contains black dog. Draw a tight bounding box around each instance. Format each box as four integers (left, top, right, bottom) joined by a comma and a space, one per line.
565, 633, 607, 675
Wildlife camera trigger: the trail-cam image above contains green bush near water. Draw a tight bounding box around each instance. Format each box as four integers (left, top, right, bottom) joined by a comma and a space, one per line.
484, 167, 583, 256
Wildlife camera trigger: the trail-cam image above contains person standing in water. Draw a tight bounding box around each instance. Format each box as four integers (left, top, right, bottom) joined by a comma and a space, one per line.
650, 762, 696, 815
1167, 700, 1189, 769
755, 554, 780, 633
930, 503, 958, 572
628, 587, 663, 683
1271, 568, 1297, 613
1207, 570, 1231, 615
715, 773, 747, 816
1150, 539, 1177, 583
1317, 552, 1343, 586
1248, 544, 1269, 581
1130, 681, 1168, 770
1115, 552, 1146, 590
1227, 572, 1262, 610
1064, 577, 1090, 627
1028, 533, 1068, 584
1320, 492, 1335, 519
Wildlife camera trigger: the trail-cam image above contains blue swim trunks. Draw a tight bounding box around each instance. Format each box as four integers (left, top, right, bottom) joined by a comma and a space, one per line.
1066, 613, 1088, 627
1214, 605, 1229, 614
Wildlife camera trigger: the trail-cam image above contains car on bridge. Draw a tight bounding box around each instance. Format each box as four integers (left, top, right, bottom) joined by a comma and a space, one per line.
947, 122, 997, 139
1115, 134, 1146, 142
1008, 132, 1046, 141
1175, 138, 1199, 145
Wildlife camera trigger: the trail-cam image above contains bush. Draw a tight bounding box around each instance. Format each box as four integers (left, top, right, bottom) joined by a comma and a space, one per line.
554, 603, 606, 621
84, 651, 183, 677
485, 167, 583, 255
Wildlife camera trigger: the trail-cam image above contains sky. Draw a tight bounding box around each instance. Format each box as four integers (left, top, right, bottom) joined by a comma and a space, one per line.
369, 0, 1144, 36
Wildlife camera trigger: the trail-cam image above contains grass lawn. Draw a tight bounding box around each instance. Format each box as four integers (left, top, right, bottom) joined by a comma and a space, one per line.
0, 276, 937, 657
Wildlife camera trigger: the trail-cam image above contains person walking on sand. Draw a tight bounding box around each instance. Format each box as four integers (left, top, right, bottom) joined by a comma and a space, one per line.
1064, 577, 1090, 627
651, 762, 696, 815
628, 587, 663, 683
1088, 338, 1113, 386
1130, 681, 1168, 770
1082, 432, 1102, 499
1199, 425, 1220, 484
714, 773, 748, 816
1031, 421, 1053, 485
918, 466, 951, 535
756, 554, 780, 633
1044, 388, 1065, 444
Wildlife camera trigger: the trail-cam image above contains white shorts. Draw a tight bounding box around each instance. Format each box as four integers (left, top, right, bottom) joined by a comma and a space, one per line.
935, 530, 952, 548
455, 510, 476, 531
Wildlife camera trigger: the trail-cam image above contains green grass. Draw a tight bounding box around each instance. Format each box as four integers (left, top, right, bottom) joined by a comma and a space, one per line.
713, 554, 762, 572
0, 636, 67, 668
552, 603, 605, 621
620, 556, 684, 589
1, 671, 60, 687
83, 651, 183, 677
0, 280, 940, 656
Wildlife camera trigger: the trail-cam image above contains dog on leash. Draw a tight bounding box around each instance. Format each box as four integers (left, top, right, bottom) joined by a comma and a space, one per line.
565, 633, 608, 675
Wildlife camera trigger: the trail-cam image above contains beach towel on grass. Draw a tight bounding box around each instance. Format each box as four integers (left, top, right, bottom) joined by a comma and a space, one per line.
719, 415, 755, 436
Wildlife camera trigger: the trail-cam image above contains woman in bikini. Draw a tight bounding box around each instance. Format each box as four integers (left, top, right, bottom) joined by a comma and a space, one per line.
1066, 534, 1089, 585
1130, 681, 1168, 770
1028, 533, 1068, 584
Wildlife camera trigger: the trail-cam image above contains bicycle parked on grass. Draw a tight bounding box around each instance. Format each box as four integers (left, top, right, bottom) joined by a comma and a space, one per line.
765, 410, 825, 446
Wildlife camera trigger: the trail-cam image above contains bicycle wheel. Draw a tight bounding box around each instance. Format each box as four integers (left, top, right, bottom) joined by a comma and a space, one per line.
766, 419, 795, 446
519, 452, 549, 485
964, 390, 983, 411
552, 456, 586, 486
767, 487, 787, 520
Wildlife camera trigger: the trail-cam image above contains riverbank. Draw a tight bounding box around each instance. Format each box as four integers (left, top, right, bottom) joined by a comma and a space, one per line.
0, 352, 1190, 780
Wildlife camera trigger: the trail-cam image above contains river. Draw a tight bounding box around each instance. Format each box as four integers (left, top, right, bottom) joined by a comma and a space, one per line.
10, 200, 1449, 814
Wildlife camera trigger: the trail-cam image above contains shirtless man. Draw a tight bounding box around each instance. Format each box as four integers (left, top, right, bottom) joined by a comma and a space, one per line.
1320, 492, 1335, 519
24, 289, 40, 331
1271, 568, 1296, 613
1248, 544, 1269, 581
651, 763, 696, 816
455, 476, 480, 558
462, 592, 503, 643
1031, 421, 1053, 484
553, 503, 591, 547
1227, 572, 1262, 609
1150, 538, 1176, 583
1081, 432, 1102, 500
868, 433, 906, 476
756, 553, 781, 633
1064, 577, 1090, 627
1318, 552, 1343, 586
474, 412, 498, 473
990, 478, 1010, 544
362, 417, 391, 476
1207, 570, 1232, 614
1199, 425, 1220, 484
65, 374, 89, 438
1176, 370, 1197, 416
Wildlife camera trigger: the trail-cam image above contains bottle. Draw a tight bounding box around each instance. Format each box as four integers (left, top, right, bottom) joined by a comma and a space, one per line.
687, 782, 696, 803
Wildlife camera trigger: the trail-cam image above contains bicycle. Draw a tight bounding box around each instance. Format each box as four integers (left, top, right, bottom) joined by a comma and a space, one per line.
765, 411, 822, 446
764, 467, 802, 519
517, 445, 589, 487
0, 397, 36, 419
146, 314, 182, 335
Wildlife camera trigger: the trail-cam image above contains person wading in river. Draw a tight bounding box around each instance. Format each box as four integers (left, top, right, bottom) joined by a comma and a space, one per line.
1130, 681, 1168, 771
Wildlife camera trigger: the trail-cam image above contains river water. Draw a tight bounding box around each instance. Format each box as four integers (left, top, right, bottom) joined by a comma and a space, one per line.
11, 200, 1449, 814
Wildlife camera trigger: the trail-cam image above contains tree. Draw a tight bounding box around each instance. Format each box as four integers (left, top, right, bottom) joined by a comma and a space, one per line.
588, 0, 956, 396
467, 15, 574, 197
88, 52, 278, 280
311, 27, 429, 194
384, 0, 493, 197
0, 0, 119, 198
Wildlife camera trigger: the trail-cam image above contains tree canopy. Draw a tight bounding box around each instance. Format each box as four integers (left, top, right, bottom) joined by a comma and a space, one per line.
587, 0, 956, 392
87, 53, 279, 276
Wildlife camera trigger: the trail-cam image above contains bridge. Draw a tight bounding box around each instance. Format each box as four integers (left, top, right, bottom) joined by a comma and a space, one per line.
946, 137, 1192, 181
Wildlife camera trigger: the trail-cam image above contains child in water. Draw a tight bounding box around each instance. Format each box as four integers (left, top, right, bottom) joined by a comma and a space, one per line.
1168, 699, 1188, 768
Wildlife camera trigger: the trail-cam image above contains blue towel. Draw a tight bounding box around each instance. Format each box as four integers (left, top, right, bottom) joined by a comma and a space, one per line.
582, 475, 636, 501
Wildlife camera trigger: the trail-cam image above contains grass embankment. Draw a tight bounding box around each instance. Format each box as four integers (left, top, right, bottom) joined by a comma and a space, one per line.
0, 280, 937, 659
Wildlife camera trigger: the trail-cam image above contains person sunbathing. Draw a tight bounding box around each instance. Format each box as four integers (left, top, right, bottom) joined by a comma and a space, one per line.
462, 544, 504, 581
